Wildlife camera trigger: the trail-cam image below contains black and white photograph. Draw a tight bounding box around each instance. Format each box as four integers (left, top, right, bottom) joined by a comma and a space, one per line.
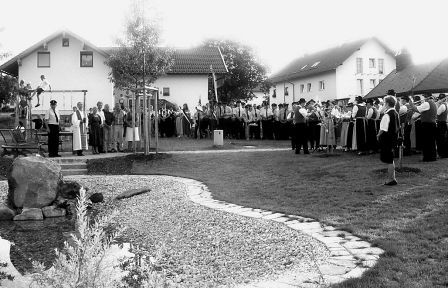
0, 0, 447, 287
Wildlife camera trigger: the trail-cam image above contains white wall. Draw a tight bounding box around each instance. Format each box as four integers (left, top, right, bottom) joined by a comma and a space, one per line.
153, 74, 208, 111
336, 39, 396, 101
270, 71, 337, 105
19, 34, 114, 115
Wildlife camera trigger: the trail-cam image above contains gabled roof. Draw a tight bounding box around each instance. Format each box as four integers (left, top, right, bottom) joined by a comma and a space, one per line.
269, 37, 394, 83
364, 59, 448, 99
0, 30, 228, 76
0, 29, 108, 76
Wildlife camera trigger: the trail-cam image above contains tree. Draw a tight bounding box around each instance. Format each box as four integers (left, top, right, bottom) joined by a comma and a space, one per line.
0, 28, 16, 107
203, 39, 269, 103
105, 1, 173, 91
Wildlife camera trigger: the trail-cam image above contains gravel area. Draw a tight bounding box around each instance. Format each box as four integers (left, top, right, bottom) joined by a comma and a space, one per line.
67, 175, 329, 287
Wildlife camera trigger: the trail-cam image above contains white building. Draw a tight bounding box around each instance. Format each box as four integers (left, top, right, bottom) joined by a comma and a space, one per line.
269, 38, 396, 105
0, 30, 227, 115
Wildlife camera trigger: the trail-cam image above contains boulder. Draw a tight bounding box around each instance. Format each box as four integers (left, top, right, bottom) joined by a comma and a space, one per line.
0, 204, 16, 221
8, 156, 62, 208
13, 208, 43, 221
42, 205, 66, 218
89, 193, 104, 203
57, 180, 83, 200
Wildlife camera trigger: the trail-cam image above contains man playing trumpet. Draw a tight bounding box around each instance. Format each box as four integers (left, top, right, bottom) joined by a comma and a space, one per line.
436, 93, 448, 158
410, 93, 437, 162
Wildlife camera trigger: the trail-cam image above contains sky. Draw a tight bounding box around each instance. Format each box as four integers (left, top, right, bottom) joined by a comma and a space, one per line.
1, 0, 448, 75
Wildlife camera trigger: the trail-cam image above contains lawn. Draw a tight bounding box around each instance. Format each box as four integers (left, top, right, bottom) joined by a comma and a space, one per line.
88, 149, 448, 288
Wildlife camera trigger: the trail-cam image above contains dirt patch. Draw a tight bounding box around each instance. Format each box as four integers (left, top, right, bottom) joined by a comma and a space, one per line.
373, 167, 422, 174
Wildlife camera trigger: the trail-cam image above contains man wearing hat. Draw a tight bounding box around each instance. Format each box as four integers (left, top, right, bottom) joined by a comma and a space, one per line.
45, 100, 61, 157
193, 105, 204, 139
436, 93, 448, 158
294, 98, 310, 154
399, 96, 413, 156
410, 92, 437, 161
260, 101, 273, 140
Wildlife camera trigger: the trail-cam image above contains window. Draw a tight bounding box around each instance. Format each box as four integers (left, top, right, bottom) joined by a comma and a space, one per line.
357, 79, 364, 95
300, 84, 305, 93
369, 58, 376, 68
307, 83, 312, 92
80, 51, 93, 67
319, 81, 325, 91
163, 87, 170, 96
378, 58, 384, 74
301, 65, 307, 70
62, 38, 69, 47
370, 79, 376, 89
272, 89, 276, 98
37, 52, 50, 67
311, 61, 320, 67
284, 87, 289, 96
356, 57, 363, 74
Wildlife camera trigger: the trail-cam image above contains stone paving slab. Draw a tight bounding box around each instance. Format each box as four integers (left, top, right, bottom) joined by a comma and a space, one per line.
171, 175, 385, 287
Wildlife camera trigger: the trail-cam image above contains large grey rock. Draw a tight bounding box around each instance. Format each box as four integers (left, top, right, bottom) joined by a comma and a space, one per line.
42, 205, 66, 218
13, 208, 43, 221
0, 204, 16, 221
8, 156, 62, 208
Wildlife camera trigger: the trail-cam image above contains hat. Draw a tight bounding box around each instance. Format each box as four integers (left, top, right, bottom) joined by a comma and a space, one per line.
387, 89, 396, 96
346, 102, 354, 107
366, 98, 374, 105
50, 100, 57, 105
355, 96, 364, 103
438, 93, 446, 100
401, 95, 410, 102
299, 98, 306, 104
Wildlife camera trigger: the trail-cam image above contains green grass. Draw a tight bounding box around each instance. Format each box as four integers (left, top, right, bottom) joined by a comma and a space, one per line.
91, 150, 448, 288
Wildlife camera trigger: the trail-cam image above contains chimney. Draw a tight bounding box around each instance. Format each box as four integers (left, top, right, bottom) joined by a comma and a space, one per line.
396, 48, 413, 71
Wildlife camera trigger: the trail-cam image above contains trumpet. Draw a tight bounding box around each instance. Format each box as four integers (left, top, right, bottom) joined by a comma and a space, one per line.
435, 97, 448, 105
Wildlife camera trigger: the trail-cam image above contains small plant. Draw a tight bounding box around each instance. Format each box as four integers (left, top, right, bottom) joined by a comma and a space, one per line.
29, 186, 170, 288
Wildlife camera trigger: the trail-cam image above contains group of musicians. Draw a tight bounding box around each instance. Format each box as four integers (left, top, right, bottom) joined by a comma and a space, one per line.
189, 89, 448, 162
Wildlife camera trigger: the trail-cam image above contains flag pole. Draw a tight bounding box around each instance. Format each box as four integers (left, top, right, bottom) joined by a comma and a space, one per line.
210, 65, 219, 103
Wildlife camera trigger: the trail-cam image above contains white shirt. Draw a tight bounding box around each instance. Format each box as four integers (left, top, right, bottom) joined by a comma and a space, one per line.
45, 107, 60, 125
437, 103, 447, 115
366, 107, 374, 119
260, 107, 273, 119
380, 108, 395, 132
331, 107, 341, 118
298, 106, 308, 118
38, 79, 51, 90
97, 109, 106, 124
399, 105, 408, 115
416, 102, 430, 113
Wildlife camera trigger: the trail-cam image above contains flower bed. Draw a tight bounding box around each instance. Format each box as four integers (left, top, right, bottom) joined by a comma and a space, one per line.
67, 175, 329, 287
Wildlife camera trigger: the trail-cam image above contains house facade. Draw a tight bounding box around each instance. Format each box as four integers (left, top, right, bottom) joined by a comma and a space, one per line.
0, 30, 227, 116
269, 38, 396, 105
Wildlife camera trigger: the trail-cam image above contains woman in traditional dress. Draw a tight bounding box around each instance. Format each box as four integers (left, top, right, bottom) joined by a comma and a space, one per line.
124, 107, 140, 151
319, 102, 336, 152
340, 104, 352, 151
88, 107, 102, 154
175, 107, 184, 137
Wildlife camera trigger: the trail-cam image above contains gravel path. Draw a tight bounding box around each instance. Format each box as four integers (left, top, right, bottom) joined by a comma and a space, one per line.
67, 175, 329, 287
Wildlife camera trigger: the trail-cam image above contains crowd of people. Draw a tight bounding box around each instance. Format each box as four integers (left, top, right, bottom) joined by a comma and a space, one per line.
42, 89, 448, 171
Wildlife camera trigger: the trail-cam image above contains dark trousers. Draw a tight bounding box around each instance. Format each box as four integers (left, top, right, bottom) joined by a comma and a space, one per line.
273, 121, 280, 140
436, 121, 448, 158
421, 122, 437, 161
294, 123, 309, 153
289, 122, 296, 149
98, 126, 105, 152
307, 122, 319, 149
249, 123, 260, 139
262, 120, 273, 139
48, 124, 60, 156
366, 119, 378, 152
404, 123, 412, 155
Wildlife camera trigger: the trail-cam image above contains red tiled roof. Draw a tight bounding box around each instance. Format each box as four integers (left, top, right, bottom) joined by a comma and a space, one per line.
364, 59, 448, 99
269, 38, 394, 83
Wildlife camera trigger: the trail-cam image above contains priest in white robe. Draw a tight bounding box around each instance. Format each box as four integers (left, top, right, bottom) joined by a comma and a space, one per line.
71, 102, 87, 156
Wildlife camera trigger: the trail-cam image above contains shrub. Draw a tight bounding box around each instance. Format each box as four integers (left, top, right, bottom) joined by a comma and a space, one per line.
29, 187, 171, 288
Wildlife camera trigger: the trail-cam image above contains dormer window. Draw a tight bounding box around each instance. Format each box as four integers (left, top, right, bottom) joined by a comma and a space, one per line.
311, 61, 320, 67
301, 65, 307, 70
62, 38, 69, 47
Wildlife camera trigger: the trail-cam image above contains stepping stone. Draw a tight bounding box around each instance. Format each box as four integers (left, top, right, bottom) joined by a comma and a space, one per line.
342, 267, 368, 279
319, 264, 350, 276
342, 241, 371, 250
262, 213, 285, 220
327, 258, 357, 269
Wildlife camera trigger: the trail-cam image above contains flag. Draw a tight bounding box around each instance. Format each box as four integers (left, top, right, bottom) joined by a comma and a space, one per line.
210, 65, 219, 103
